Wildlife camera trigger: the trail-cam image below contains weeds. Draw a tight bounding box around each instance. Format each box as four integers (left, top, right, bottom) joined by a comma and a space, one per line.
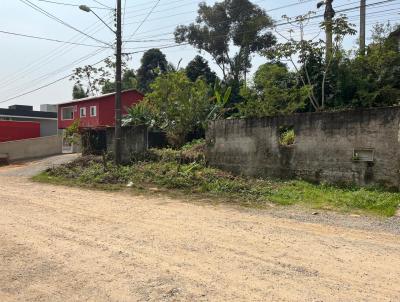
33, 139, 400, 217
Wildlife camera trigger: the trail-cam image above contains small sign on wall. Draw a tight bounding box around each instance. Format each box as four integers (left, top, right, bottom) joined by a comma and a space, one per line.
353, 148, 374, 162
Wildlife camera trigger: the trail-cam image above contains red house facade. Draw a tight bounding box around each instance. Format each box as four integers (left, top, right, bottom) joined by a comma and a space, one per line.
58, 89, 144, 129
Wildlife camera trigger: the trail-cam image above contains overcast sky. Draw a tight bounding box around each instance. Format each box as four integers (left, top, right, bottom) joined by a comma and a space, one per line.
0, 0, 399, 110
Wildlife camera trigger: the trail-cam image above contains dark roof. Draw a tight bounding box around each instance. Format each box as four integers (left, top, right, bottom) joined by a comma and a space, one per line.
0, 108, 57, 119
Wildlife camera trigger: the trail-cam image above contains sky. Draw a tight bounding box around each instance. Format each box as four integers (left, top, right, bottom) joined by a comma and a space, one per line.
0, 0, 399, 110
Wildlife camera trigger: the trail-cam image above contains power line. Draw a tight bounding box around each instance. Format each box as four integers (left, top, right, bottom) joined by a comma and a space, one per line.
92, 0, 114, 9
123, 0, 127, 27
1, 42, 190, 104
3, 0, 398, 104
1, 48, 110, 98
126, 0, 161, 41
120, 0, 340, 38
278, 1, 400, 31
0, 12, 114, 90
0, 55, 111, 104
123, 0, 195, 18
18, 0, 111, 46
35, 0, 112, 10
0, 43, 191, 104
122, 0, 316, 25
129, 0, 398, 40
124, 38, 175, 42
123, 0, 315, 18
123, 42, 190, 54
0, 29, 111, 48
121, 0, 324, 38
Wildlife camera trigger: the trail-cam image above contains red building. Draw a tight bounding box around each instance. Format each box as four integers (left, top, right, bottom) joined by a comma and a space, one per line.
58, 89, 144, 129
0, 120, 40, 142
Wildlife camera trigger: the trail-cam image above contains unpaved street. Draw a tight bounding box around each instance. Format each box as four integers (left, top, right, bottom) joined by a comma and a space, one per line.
1, 159, 400, 301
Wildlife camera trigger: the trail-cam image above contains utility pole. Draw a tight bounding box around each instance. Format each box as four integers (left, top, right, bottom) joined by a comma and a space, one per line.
79, 3, 122, 164
323, 0, 335, 60
360, 0, 366, 55
114, 0, 122, 165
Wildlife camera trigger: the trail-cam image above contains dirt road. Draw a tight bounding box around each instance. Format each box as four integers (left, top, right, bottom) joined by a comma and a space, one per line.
0, 159, 399, 301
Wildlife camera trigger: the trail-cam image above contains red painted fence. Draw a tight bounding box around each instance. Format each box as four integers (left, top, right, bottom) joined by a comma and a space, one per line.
0, 121, 40, 142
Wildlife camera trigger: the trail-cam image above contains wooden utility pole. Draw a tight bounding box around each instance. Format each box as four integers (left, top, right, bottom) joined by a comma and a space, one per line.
323, 0, 335, 60
360, 0, 366, 55
114, 0, 122, 165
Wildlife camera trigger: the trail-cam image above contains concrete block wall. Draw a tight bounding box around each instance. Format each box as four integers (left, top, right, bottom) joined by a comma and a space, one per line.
0, 135, 62, 162
206, 107, 400, 189
106, 126, 148, 162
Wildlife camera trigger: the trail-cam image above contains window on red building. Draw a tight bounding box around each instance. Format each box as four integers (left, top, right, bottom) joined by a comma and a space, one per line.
61, 107, 74, 120
90, 106, 97, 117
80, 107, 86, 118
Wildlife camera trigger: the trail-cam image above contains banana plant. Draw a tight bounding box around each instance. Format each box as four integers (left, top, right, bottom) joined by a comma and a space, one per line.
206, 79, 232, 122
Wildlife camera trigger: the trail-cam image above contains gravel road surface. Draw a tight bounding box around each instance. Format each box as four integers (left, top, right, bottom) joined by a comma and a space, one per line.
0, 156, 399, 301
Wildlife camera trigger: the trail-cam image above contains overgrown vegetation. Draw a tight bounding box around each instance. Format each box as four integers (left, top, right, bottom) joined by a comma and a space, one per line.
122, 72, 228, 147
34, 140, 399, 217
69, 0, 400, 148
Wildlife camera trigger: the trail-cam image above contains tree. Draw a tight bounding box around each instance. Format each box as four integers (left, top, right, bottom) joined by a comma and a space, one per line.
174, 0, 276, 86
334, 23, 400, 108
136, 48, 168, 93
237, 63, 310, 117
70, 56, 129, 97
70, 64, 111, 96
265, 13, 356, 111
72, 84, 88, 99
186, 55, 217, 85
101, 69, 138, 94
130, 71, 212, 147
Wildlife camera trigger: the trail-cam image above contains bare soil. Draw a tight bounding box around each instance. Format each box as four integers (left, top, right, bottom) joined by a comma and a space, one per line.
0, 159, 400, 301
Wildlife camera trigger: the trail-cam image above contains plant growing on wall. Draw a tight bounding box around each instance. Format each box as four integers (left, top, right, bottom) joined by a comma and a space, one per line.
64, 119, 81, 145
279, 127, 295, 146
205, 79, 232, 122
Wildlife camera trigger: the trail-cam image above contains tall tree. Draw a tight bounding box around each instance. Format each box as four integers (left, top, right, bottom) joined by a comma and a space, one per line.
70, 57, 129, 96
72, 84, 88, 99
265, 13, 356, 110
70, 64, 111, 96
136, 48, 168, 93
101, 69, 138, 93
186, 55, 217, 84
142, 71, 211, 147
237, 63, 310, 117
174, 0, 276, 85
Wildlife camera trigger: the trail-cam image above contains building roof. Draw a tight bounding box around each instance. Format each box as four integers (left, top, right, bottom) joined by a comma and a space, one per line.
57, 89, 144, 106
0, 107, 57, 120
